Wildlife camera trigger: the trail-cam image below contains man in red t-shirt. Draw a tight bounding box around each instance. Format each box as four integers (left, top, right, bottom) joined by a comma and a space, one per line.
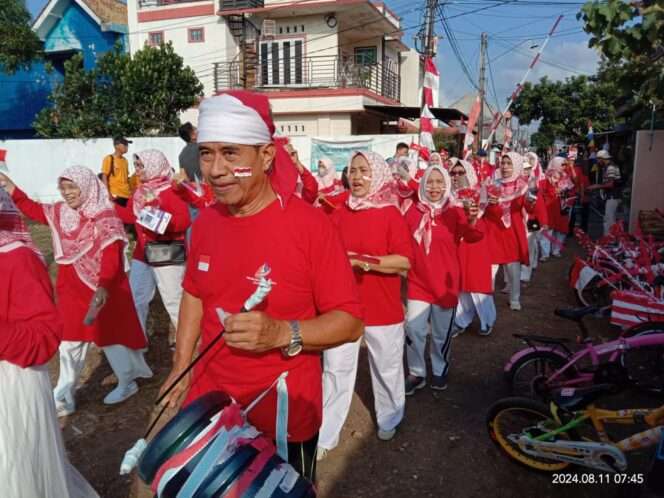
158, 91, 363, 481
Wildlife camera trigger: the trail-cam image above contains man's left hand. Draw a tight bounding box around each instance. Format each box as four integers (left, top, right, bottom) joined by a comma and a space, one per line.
223, 311, 290, 353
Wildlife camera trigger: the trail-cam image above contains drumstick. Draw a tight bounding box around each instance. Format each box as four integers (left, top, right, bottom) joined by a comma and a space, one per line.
119, 267, 273, 475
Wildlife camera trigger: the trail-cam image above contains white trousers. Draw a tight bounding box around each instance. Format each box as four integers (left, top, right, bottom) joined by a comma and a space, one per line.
405, 300, 454, 378
520, 231, 540, 282
53, 341, 153, 406
318, 324, 406, 450
455, 292, 496, 331
493, 263, 521, 305
539, 229, 565, 258
129, 259, 185, 333
604, 198, 620, 235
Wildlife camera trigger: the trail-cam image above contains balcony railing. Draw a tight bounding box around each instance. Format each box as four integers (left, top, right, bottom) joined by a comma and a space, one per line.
138, 0, 209, 8
214, 55, 400, 102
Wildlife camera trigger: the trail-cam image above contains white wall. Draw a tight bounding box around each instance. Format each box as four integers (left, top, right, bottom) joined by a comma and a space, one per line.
399, 48, 421, 108
1, 134, 416, 202
127, 1, 237, 97
629, 130, 664, 232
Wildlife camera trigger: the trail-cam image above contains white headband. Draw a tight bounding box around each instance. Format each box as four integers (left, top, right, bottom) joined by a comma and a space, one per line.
197, 94, 272, 145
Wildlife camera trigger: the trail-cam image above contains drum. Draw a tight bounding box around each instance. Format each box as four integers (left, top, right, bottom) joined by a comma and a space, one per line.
138, 391, 316, 498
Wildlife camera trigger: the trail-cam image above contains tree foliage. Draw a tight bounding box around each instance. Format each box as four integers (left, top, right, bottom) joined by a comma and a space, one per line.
0, 0, 43, 73
34, 43, 204, 138
511, 73, 621, 147
578, 0, 664, 106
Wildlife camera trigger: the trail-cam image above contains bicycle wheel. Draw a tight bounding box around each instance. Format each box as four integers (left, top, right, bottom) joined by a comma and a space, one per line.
622, 321, 664, 338
487, 397, 572, 472
506, 351, 576, 398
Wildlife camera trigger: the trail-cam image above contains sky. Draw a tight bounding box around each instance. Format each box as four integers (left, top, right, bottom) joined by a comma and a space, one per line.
25, 0, 600, 122
397, 0, 600, 112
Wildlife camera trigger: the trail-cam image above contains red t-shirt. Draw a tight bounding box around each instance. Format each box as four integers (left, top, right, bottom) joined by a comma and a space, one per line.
182, 197, 362, 442
331, 205, 413, 326
405, 205, 482, 308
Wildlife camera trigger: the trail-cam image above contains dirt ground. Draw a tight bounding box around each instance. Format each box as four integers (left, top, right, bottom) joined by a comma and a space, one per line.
29, 224, 661, 498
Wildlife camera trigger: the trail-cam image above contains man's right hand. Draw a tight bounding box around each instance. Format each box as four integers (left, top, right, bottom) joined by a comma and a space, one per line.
0, 173, 16, 195
158, 365, 192, 409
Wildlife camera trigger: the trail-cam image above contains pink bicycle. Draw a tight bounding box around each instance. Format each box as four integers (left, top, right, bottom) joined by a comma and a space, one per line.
504, 306, 664, 398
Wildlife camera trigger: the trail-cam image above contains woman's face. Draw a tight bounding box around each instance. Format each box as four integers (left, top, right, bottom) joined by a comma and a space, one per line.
445, 159, 455, 169
134, 157, 147, 181
318, 161, 328, 177
58, 179, 83, 209
349, 155, 372, 198
449, 165, 466, 190
425, 169, 446, 202
501, 156, 514, 179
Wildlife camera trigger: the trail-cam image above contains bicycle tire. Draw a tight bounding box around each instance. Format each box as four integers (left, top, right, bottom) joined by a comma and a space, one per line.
622, 321, 664, 338
505, 350, 577, 399
486, 397, 573, 472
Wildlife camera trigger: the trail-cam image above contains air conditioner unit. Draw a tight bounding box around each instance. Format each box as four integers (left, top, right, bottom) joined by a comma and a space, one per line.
262, 19, 276, 38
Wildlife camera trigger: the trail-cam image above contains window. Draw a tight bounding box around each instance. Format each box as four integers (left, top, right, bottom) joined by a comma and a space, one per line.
188, 27, 205, 43
260, 39, 304, 86
354, 46, 377, 65
148, 31, 164, 47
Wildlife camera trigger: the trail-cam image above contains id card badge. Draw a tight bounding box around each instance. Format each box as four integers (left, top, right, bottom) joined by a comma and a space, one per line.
137, 207, 172, 235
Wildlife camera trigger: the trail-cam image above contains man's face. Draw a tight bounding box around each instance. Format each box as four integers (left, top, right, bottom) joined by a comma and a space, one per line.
395, 147, 408, 158
191, 127, 198, 142
115, 143, 128, 155
199, 142, 275, 207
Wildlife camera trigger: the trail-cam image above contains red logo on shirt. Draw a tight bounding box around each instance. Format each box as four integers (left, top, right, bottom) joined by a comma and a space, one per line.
198, 255, 211, 272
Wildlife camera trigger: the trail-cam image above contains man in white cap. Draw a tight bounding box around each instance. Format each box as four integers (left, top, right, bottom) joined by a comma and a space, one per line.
158, 90, 363, 481
587, 149, 621, 235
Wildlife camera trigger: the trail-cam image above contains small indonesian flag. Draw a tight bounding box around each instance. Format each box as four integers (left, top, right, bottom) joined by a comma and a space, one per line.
198, 255, 211, 272
233, 167, 252, 178
0, 149, 7, 173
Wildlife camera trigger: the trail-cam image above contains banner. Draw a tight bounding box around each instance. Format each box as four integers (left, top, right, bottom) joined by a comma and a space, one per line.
310, 138, 372, 172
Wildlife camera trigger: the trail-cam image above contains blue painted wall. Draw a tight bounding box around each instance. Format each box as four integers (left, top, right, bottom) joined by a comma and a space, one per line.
0, 0, 127, 138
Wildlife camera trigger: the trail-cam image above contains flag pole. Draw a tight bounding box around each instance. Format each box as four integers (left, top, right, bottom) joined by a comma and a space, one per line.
483, 15, 563, 149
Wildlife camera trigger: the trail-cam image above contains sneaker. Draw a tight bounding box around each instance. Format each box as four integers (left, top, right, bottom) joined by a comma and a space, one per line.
451, 326, 466, 338
510, 301, 522, 311
377, 427, 397, 441
103, 381, 138, 405
431, 374, 448, 391
405, 375, 426, 395
55, 399, 76, 418
540, 256, 549, 263
315, 447, 329, 462
552, 253, 562, 258
478, 326, 493, 337
500, 285, 510, 294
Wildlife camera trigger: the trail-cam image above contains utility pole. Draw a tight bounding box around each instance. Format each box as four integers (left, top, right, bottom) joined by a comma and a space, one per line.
419, 0, 438, 109
478, 32, 488, 148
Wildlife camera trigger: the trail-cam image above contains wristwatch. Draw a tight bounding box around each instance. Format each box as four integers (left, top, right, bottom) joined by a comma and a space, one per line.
361, 262, 371, 272
282, 320, 303, 357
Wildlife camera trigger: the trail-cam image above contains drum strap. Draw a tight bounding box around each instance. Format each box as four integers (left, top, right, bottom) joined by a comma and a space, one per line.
245, 371, 289, 462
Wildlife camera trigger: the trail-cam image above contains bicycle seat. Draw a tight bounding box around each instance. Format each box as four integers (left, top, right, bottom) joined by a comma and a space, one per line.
552, 384, 619, 411
554, 306, 599, 322
513, 334, 571, 345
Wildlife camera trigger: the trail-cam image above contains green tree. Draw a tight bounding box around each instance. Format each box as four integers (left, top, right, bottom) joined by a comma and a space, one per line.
578, 0, 664, 106
0, 0, 43, 73
34, 43, 204, 138
512, 73, 620, 148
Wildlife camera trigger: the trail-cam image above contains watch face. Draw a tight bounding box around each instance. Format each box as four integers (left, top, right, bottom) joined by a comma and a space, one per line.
287, 343, 303, 357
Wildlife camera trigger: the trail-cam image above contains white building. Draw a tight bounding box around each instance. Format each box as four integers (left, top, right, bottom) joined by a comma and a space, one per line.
126, 0, 427, 136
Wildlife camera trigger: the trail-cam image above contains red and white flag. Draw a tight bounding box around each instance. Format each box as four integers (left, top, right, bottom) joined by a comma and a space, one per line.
420, 57, 439, 154
463, 95, 481, 158
0, 149, 7, 173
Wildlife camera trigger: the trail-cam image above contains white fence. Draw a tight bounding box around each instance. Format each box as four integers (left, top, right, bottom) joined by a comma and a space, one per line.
1, 134, 416, 202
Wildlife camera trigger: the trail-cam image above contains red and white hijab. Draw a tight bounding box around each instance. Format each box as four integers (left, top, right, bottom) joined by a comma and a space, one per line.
347, 151, 399, 211
132, 149, 173, 217
316, 157, 343, 195
0, 188, 40, 256
43, 166, 127, 290
494, 152, 528, 228
410, 165, 452, 254
546, 156, 575, 193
